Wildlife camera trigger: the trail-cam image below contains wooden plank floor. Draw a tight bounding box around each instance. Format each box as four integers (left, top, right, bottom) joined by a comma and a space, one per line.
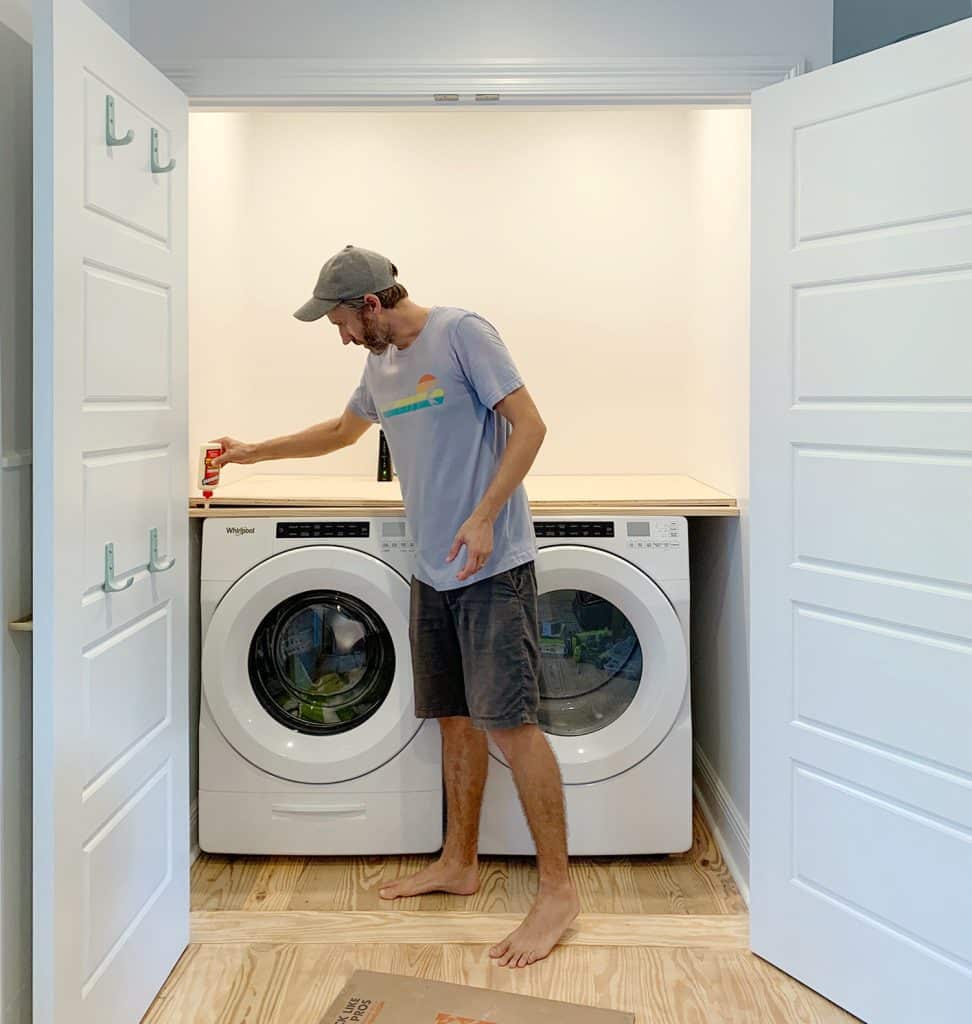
190, 807, 745, 916
190, 910, 751, 949
146, 807, 858, 1023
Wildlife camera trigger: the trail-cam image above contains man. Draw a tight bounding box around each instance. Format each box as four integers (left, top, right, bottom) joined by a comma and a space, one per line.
215, 245, 579, 969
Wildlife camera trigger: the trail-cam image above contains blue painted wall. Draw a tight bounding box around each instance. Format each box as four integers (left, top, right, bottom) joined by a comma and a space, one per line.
834, 0, 971, 60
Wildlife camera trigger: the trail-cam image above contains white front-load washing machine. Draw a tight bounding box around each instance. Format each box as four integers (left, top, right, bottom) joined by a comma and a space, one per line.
199, 515, 442, 855
479, 516, 691, 855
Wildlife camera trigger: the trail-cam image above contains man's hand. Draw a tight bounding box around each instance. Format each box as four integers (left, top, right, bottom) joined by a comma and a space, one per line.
447, 513, 494, 582
213, 436, 260, 467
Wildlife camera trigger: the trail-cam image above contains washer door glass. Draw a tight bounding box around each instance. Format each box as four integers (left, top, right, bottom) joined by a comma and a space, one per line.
248, 589, 395, 735
538, 589, 641, 736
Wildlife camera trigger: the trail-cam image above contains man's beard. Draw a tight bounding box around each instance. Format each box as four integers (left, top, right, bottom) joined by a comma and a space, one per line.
361, 312, 391, 355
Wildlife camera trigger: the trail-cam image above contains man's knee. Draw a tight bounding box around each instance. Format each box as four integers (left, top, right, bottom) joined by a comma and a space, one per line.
439, 715, 477, 739
488, 722, 543, 761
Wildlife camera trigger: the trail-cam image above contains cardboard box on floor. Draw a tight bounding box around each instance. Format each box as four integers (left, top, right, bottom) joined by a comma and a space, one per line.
320, 971, 635, 1024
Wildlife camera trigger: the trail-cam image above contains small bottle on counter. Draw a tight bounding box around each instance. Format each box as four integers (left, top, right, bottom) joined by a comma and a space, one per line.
377, 430, 393, 482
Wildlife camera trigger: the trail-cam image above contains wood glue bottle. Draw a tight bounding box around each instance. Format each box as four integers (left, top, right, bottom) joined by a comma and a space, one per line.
198, 442, 223, 505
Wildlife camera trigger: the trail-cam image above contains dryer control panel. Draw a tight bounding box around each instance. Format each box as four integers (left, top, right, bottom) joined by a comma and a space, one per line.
625, 518, 683, 552
534, 521, 615, 539
532, 518, 684, 551
532, 516, 688, 581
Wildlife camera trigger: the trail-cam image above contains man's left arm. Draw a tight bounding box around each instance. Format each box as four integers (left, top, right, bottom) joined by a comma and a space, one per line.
447, 386, 546, 582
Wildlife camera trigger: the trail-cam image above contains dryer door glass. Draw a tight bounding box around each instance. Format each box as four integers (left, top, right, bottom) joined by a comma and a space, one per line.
537, 589, 641, 736
248, 589, 396, 735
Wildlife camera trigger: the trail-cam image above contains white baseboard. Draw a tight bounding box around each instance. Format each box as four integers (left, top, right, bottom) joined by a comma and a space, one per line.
190, 797, 200, 865
693, 743, 750, 905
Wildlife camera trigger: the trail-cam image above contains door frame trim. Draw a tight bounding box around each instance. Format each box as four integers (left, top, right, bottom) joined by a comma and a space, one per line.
157, 55, 804, 108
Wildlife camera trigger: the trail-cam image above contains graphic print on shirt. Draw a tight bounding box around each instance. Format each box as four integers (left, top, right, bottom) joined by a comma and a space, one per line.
381, 374, 446, 418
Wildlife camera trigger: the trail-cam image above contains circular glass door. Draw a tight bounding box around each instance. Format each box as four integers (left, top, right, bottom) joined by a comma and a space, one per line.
490, 545, 688, 785
202, 545, 416, 784
538, 589, 642, 737
249, 590, 395, 735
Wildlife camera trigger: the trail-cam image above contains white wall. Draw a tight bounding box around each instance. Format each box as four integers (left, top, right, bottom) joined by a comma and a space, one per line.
0, 0, 29, 41
187, 108, 755, 884
189, 107, 700, 489
834, 0, 971, 61
83, 0, 131, 40
0, 13, 33, 1023
2, 0, 130, 40
686, 108, 752, 892
132, 0, 833, 72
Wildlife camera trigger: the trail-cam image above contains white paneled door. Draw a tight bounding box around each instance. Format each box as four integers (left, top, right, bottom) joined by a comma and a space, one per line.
33, 1, 189, 1022
751, 20, 972, 1024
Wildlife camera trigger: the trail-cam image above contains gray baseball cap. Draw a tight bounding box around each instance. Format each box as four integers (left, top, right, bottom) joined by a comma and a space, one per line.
293, 244, 397, 322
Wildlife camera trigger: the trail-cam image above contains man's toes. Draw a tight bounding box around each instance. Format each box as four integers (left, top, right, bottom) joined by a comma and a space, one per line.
380, 882, 407, 900
489, 939, 509, 960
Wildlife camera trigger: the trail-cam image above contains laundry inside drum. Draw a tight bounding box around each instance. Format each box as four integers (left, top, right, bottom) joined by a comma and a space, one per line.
249, 590, 396, 734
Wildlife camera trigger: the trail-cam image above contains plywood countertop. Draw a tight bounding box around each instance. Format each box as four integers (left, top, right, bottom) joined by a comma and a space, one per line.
189, 474, 738, 519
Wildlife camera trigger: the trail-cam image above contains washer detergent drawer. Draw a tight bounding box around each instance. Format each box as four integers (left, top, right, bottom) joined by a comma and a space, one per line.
198, 788, 443, 856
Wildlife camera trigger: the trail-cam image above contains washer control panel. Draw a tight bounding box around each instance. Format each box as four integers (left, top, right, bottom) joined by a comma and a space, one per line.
276, 521, 370, 539
625, 518, 683, 551
380, 519, 417, 554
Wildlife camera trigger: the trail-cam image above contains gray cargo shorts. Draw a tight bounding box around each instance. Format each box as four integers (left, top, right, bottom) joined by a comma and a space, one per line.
409, 561, 541, 731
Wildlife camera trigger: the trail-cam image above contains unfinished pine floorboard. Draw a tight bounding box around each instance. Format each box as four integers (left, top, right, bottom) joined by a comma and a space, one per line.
191, 805, 745, 916
191, 910, 749, 949
143, 943, 859, 1024
156, 807, 860, 1023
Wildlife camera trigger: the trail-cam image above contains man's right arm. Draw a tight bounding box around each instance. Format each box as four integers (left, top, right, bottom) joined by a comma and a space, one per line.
214, 407, 374, 467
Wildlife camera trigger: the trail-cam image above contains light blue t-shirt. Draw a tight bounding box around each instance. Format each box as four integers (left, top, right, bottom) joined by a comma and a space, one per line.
347, 307, 536, 592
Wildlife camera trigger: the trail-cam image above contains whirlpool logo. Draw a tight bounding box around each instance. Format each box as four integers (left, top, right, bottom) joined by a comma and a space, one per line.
225, 526, 256, 536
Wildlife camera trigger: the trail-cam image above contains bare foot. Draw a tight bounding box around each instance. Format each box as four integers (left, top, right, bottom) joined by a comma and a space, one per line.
378, 859, 480, 901
489, 882, 580, 968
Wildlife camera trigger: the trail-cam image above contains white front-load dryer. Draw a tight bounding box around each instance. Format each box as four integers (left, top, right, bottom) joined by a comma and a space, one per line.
479, 516, 691, 856
199, 515, 442, 855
